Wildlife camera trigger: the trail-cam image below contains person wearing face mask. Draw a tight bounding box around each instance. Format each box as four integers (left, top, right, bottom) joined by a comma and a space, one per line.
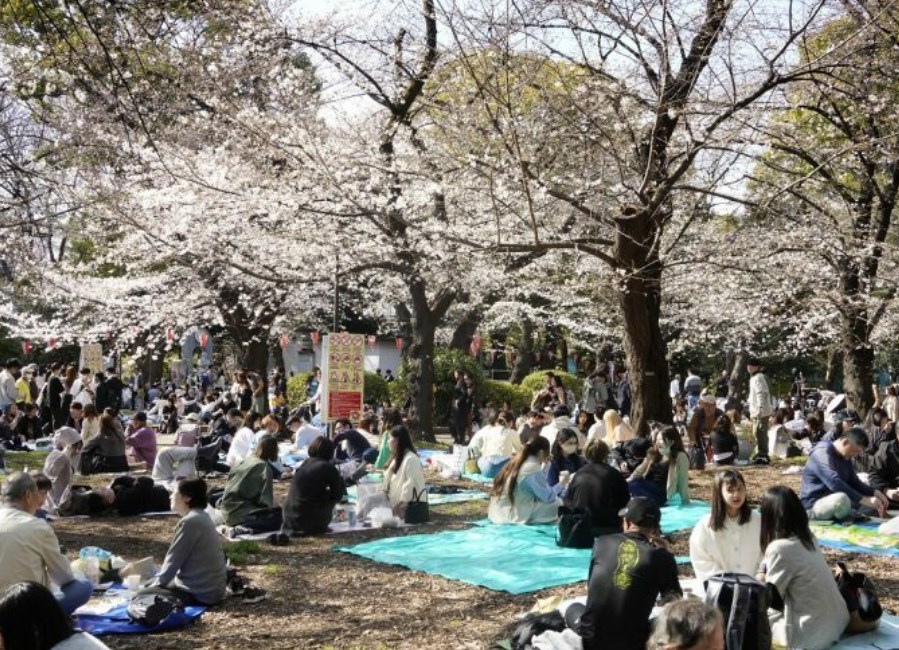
546, 428, 584, 488
488, 436, 562, 524
628, 427, 690, 507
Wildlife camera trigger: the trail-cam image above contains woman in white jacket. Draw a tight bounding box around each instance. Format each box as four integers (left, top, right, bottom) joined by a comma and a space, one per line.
689, 469, 762, 581
381, 425, 427, 518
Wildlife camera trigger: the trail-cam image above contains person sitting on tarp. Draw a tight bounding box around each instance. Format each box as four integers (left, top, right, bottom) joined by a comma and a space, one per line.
381, 425, 427, 519
125, 411, 157, 468
866, 434, 899, 508
220, 435, 282, 535
109, 475, 170, 516
331, 418, 376, 465
80, 411, 128, 475
468, 410, 521, 478
41, 427, 81, 515
282, 436, 346, 536
800, 427, 889, 520
563, 497, 681, 650
138, 478, 227, 607
488, 436, 563, 524
563, 439, 629, 537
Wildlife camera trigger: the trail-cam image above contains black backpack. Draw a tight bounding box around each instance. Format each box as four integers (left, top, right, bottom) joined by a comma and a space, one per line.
704, 573, 772, 650
556, 506, 594, 549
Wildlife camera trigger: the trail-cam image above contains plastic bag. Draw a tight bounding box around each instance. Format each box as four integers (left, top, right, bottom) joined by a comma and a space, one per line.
370, 507, 400, 528
356, 484, 390, 518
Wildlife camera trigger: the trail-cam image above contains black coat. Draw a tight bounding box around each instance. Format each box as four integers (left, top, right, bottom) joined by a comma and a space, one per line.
282, 458, 346, 534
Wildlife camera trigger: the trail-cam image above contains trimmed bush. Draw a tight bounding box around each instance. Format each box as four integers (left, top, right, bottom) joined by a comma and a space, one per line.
519, 370, 583, 404
286, 372, 313, 409
482, 379, 531, 413
364, 372, 391, 405
287, 371, 391, 410
391, 347, 485, 426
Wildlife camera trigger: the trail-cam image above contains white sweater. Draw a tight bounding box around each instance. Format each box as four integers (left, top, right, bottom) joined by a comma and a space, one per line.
688, 511, 763, 581
382, 450, 427, 508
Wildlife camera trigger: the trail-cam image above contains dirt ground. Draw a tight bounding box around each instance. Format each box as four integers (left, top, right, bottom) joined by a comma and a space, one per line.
50, 462, 899, 650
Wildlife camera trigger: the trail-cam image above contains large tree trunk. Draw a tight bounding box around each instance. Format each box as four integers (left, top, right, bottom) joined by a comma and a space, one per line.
842, 308, 874, 418
616, 212, 671, 435
449, 306, 481, 352
825, 347, 842, 389
727, 349, 749, 412
510, 318, 534, 384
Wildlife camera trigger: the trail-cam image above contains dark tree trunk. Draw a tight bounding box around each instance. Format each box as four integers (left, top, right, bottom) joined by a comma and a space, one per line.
615, 212, 672, 435
727, 349, 749, 412
449, 307, 481, 352
825, 347, 842, 389
842, 307, 874, 418
510, 318, 534, 384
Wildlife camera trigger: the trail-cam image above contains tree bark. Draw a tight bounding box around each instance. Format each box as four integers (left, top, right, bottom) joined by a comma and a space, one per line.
841, 307, 874, 418
449, 306, 481, 352
727, 349, 749, 412
510, 318, 534, 384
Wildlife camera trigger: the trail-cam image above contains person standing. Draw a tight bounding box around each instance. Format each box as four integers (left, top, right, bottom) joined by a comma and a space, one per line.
747, 357, 772, 464
46, 363, 66, 431
449, 369, 469, 447
0, 359, 20, 412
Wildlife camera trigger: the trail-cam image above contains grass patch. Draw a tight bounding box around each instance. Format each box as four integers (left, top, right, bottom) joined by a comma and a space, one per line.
261, 564, 282, 577
223, 540, 262, 566
4, 451, 49, 473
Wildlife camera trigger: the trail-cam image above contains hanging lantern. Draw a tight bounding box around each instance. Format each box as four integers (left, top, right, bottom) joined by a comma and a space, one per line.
279, 334, 288, 349
166, 329, 174, 343
395, 337, 403, 350
311, 331, 320, 346
200, 332, 209, 348
367, 335, 377, 348
48, 337, 56, 350
22, 340, 30, 356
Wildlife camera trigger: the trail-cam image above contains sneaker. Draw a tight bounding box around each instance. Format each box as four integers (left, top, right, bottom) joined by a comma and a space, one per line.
753, 456, 771, 465
241, 587, 267, 604
227, 575, 247, 596
228, 526, 253, 539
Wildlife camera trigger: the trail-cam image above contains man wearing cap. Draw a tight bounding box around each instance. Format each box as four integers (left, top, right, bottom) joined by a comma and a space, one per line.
566, 496, 682, 649
747, 357, 772, 464
0, 472, 92, 613
822, 410, 860, 443
800, 427, 889, 520
0, 358, 20, 412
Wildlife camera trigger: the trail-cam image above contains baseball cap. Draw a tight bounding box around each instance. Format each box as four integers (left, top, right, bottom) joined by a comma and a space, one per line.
619, 497, 661, 529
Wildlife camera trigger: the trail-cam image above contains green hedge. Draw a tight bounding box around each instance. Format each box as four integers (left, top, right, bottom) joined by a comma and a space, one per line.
519, 370, 583, 402
287, 371, 390, 410
482, 379, 531, 412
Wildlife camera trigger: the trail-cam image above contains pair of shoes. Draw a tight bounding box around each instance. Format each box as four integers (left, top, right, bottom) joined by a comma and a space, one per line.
240, 587, 267, 604
228, 526, 253, 539
227, 574, 247, 596
752, 456, 771, 465
267, 532, 289, 546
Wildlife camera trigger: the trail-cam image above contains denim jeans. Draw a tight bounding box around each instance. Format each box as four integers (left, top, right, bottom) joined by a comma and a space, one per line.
56, 578, 93, 614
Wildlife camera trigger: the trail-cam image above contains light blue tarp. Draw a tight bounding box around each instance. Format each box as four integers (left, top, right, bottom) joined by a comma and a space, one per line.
833, 613, 899, 649
337, 502, 705, 594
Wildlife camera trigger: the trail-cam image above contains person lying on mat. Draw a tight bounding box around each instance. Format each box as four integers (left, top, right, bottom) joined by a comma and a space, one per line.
488, 436, 563, 524
380, 425, 427, 519
564, 497, 681, 650
282, 436, 346, 536
688, 469, 761, 581
467, 410, 521, 478
563, 439, 629, 537
0, 581, 111, 650
139, 478, 227, 607
220, 435, 282, 534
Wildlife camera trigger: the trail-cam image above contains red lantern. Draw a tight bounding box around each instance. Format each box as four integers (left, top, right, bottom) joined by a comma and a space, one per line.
470, 334, 482, 356
279, 334, 288, 349
311, 332, 320, 346
200, 332, 209, 348
22, 340, 30, 356
48, 337, 56, 350
166, 330, 174, 343
367, 335, 376, 348
395, 337, 403, 350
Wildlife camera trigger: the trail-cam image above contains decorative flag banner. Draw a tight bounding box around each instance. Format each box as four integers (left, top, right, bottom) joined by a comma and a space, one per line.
395, 337, 403, 350
311, 331, 321, 346
367, 335, 376, 348
279, 334, 289, 349
22, 340, 30, 356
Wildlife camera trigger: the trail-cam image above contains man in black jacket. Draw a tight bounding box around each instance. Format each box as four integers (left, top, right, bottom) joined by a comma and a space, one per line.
564, 439, 630, 536
868, 438, 899, 507
47, 363, 65, 430
566, 497, 681, 650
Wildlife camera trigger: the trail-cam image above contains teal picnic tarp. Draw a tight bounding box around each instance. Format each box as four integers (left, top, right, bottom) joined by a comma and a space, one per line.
337, 500, 706, 594
345, 485, 487, 505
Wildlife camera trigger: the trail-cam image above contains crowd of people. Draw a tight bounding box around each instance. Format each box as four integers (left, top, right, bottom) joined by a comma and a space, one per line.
1, 355, 898, 649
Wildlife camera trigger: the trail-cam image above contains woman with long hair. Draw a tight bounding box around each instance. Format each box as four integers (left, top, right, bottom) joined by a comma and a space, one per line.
709, 414, 739, 466
547, 428, 585, 487
602, 409, 634, 447
381, 425, 427, 518
628, 426, 690, 506
225, 411, 262, 467
688, 469, 761, 580
0, 581, 110, 649
757, 486, 851, 649
488, 436, 561, 524
79, 403, 101, 445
